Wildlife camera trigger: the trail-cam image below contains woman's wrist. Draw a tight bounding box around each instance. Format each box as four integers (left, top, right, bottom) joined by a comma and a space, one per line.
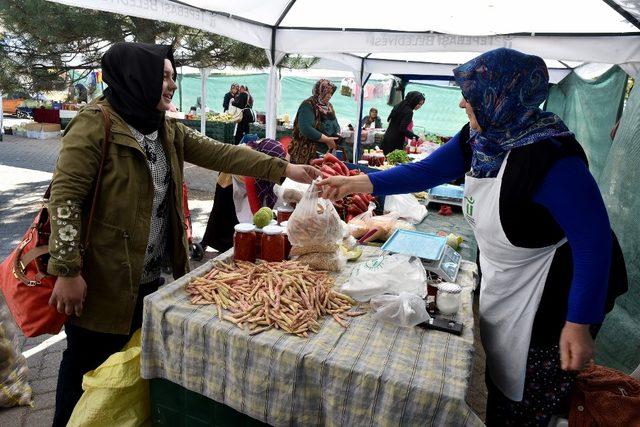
353, 174, 374, 194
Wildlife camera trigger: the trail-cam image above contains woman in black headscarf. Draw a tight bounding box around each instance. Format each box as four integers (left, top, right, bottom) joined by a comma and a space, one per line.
380, 91, 425, 155
232, 86, 255, 144
47, 42, 319, 427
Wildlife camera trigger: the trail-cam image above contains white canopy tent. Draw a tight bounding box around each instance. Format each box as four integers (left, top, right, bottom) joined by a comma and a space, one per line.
47, 0, 640, 160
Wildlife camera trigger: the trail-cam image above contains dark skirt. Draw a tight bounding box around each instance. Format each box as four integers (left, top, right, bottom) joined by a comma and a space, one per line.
485, 325, 602, 426
201, 183, 238, 252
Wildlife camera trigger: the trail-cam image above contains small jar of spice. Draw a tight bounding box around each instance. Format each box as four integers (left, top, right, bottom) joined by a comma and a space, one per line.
233, 223, 257, 263
436, 282, 462, 315
261, 225, 285, 262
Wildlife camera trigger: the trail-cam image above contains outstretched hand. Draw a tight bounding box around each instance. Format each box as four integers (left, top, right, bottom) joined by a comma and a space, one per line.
318, 174, 374, 201
285, 163, 322, 184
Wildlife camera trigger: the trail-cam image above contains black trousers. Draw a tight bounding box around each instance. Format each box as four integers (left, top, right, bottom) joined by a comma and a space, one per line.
234, 119, 250, 144
52, 279, 160, 427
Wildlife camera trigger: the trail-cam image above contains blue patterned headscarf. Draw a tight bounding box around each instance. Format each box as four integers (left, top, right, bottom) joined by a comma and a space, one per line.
453, 48, 573, 178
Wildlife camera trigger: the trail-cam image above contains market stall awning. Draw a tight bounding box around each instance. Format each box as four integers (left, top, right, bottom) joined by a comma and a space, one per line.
48, 0, 640, 69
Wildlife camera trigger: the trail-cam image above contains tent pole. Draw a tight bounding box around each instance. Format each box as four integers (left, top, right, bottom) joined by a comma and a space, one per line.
200, 68, 211, 135
178, 55, 183, 112
266, 29, 281, 140
354, 58, 370, 163
0, 91, 4, 142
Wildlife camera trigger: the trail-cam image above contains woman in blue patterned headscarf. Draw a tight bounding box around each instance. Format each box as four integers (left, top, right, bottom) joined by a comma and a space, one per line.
453, 48, 573, 178
318, 48, 627, 425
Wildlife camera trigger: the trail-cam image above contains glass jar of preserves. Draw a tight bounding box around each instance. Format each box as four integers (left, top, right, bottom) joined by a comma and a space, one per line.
233, 223, 257, 262
277, 204, 294, 224
261, 225, 285, 262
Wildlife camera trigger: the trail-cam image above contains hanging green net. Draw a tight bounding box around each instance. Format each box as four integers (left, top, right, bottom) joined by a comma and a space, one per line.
595, 75, 640, 373
546, 66, 628, 182
175, 74, 468, 136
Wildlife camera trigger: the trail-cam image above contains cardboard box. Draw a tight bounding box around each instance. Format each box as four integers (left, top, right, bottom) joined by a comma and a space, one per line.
25, 122, 43, 131
41, 123, 61, 132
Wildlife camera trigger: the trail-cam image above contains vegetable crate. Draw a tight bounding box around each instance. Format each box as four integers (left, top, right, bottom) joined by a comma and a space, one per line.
180, 120, 236, 144
150, 378, 267, 427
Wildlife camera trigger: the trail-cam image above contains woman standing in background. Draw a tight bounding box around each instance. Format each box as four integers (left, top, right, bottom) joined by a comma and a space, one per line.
288, 79, 342, 164
232, 87, 254, 144
380, 91, 425, 155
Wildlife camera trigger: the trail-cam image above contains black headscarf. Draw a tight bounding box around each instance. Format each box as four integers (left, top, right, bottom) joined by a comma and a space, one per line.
101, 42, 175, 134
387, 91, 425, 123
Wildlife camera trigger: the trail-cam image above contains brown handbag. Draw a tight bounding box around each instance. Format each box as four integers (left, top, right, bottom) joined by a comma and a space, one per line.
0, 105, 112, 337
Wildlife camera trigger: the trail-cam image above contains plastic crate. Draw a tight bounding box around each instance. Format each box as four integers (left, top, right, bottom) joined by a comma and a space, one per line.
149, 378, 267, 427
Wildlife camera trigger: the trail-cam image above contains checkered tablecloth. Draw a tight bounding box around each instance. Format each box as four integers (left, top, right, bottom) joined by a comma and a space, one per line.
141, 246, 483, 426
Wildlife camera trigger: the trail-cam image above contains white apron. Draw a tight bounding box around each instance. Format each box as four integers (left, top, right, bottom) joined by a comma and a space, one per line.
462, 152, 566, 401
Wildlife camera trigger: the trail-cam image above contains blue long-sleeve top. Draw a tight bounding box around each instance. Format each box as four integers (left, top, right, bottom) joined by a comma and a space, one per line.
370, 132, 611, 324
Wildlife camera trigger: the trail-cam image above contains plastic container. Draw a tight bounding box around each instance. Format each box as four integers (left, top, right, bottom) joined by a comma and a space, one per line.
261, 225, 285, 262
233, 223, 257, 262
436, 282, 462, 315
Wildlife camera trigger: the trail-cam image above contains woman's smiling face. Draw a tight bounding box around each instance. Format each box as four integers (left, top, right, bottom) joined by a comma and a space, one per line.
156, 59, 177, 111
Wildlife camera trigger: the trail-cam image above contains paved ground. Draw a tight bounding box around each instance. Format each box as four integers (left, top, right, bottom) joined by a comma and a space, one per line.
0, 133, 486, 425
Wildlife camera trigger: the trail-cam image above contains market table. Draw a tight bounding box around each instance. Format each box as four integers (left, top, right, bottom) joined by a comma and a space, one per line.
33, 107, 60, 124
141, 210, 482, 426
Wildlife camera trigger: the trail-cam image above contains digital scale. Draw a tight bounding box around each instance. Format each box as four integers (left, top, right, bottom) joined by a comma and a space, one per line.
427, 184, 465, 207
381, 229, 461, 282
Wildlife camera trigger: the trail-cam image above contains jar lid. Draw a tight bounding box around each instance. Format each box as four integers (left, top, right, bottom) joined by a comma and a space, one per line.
234, 223, 256, 233
278, 204, 294, 212
280, 221, 288, 230
270, 219, 278, 225
262, 225, 283, 235
437, 282, 462, 294
358, 160, 368, 165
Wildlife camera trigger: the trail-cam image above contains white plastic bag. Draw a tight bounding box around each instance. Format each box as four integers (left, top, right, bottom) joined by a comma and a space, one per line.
384, 194, 428, 224
341, 254, 427, 302
371, 292, 430, 327
274, 178, 310, 205
288, 181, 345, 271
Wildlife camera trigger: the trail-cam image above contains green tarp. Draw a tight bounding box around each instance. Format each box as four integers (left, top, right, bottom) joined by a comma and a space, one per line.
546, 66, 628, 182
175, 74, 469, 137
595, 75, 640, 373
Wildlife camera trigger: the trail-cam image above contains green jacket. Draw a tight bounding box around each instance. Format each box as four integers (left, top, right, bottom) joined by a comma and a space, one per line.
48, 99, 288, 334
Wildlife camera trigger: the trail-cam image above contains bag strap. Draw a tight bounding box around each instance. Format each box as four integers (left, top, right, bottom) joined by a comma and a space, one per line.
15, 105, 112, 282
83, 105, 112, 248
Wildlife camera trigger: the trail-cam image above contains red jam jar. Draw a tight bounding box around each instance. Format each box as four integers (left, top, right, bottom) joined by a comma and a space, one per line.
261, 225, 285, 262
233, 223, 257, 262
277, 204, 294, 224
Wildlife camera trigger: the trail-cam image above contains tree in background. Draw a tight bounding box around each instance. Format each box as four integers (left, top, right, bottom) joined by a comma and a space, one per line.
0, 0, 314, 95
